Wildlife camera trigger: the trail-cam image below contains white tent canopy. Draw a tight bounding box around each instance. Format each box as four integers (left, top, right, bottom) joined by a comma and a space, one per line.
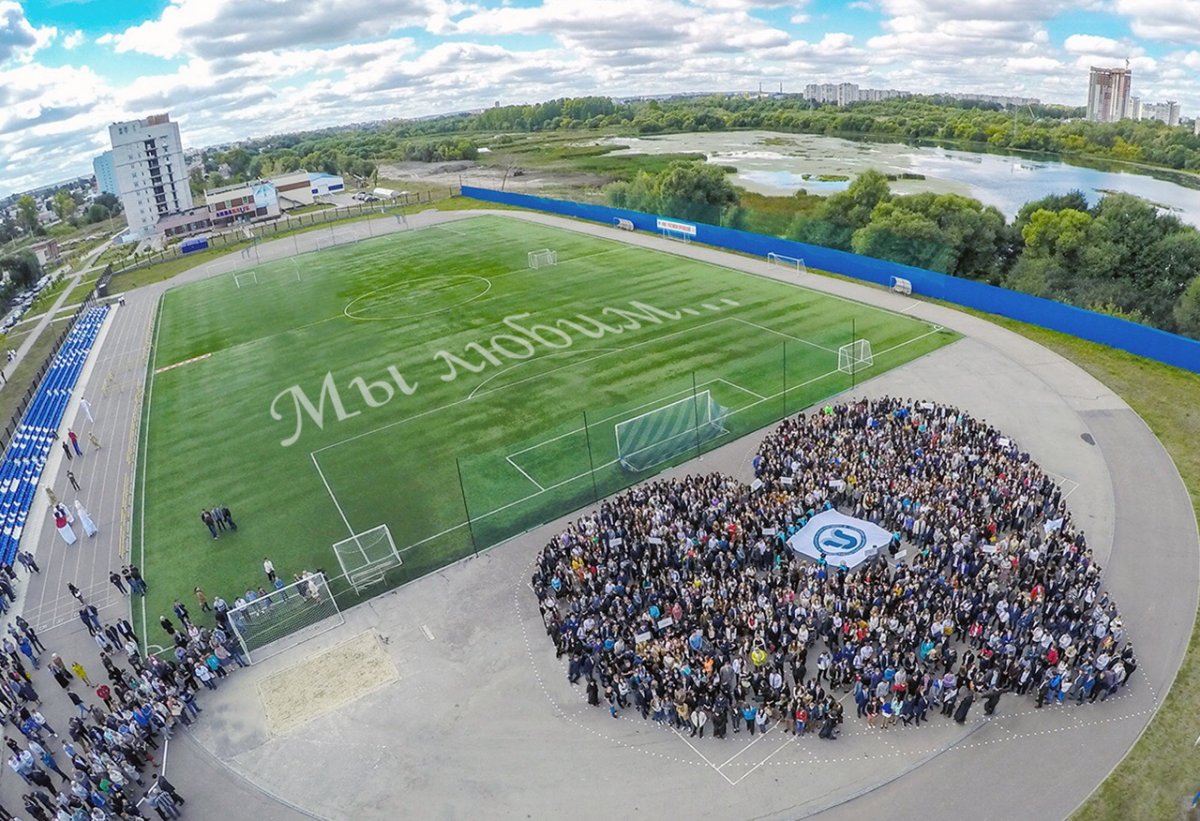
786, 509, 893, 571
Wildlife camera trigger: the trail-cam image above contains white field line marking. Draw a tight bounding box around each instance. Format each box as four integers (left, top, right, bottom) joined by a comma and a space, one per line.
343, 275, 493, 322
137, 298, 164, 651
671, 727, 737, 786
715, 376, 766, 402
717, 724, 779, 767
314, 322, 948, 555
467, 348, 623, 400
729, 316, 839, 354
729, 735, 797, 785
153, 352, 211, 374
1044, 470, 1081, 500
311, 451, 354, 535
898, 299, 923, 315
505, 454, 546, 491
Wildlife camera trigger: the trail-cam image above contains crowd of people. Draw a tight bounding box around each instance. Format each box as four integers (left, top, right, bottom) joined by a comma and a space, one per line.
1, 561, 249, 819
532, 397, 1135, 740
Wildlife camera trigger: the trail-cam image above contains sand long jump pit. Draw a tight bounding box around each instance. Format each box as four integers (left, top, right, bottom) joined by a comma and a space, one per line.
258, 630, 399, 734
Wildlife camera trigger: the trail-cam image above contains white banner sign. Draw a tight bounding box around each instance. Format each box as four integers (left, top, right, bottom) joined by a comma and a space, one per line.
787, 509, 893, 571
655, 218, 697, 236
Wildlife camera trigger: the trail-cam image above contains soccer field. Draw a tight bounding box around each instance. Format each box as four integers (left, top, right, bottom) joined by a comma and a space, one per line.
135, 214, 957, 625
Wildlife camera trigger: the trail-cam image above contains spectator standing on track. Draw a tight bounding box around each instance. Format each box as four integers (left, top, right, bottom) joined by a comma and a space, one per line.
16, 551, 39, 574
79, 396, 93, 423
66, 471, 80, 491
88, 431, 102, 450
60, 441, 72, 461
67, 583, 85, 605
67, 429, 82, 456
110, 571, 128, 595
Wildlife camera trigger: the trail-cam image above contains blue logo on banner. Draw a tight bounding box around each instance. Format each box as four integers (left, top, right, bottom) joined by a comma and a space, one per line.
813, 524, 868, 556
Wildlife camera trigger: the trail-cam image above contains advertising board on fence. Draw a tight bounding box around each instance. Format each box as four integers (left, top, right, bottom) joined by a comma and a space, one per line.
656, 218, 696, 236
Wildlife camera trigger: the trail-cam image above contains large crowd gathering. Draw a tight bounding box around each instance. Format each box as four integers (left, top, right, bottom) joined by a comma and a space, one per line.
533, 397, 1135, 740
0, 562, 250, 820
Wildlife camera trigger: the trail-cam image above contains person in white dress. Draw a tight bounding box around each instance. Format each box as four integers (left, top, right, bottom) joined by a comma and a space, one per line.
75, 500, 98, 538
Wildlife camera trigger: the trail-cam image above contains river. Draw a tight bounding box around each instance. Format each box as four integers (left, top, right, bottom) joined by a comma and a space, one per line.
596, 131, 1200, 227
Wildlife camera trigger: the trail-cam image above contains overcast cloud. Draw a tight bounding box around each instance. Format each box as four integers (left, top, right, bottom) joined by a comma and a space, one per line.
1, 0, 1197, 196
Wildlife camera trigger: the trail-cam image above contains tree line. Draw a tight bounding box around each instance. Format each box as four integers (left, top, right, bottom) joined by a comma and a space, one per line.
606, 164, 1200, 338
458, 95, 1200, 172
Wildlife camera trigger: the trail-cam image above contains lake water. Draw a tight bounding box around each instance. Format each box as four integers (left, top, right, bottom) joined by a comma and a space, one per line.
596, 131, 1200, 227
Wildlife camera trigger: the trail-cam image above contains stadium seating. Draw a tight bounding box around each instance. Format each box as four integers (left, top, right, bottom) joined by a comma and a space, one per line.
0, 305, 110, 565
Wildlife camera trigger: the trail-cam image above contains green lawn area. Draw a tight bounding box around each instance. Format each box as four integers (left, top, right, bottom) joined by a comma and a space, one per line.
134, 214, 954, 640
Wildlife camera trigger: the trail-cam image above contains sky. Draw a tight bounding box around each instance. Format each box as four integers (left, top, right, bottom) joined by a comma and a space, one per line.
1, 0, 1199, 197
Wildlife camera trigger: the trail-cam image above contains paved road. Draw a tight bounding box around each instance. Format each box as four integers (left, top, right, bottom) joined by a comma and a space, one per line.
1, 207, 1194, 820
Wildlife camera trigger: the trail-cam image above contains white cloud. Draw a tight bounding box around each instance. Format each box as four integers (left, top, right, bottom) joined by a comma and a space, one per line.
102, 0, 439, 60
1005, 56, 1064, 74
1063, 34, 1129, 57
0, 1, 55, 64
1115, 0, 1200, 43
3, 0, 1200, 195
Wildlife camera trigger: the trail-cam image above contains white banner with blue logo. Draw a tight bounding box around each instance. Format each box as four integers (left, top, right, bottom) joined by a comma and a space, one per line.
787, 509, 893, 570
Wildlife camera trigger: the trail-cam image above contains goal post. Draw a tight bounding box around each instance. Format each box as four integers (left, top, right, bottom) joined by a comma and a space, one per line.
528, 249, 557, 269
233, 270, 258, 288
226, 571, 343, 664
333, 525, 403, 594
614, 389, 728, 472
768, 252, 806, 275
838, 339, 874, 375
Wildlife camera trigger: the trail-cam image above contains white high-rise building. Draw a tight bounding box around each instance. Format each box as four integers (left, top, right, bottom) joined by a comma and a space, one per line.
108, 113, 194, 240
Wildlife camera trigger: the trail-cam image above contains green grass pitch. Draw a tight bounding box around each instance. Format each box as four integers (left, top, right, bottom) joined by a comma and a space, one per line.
134, 214, 957, 633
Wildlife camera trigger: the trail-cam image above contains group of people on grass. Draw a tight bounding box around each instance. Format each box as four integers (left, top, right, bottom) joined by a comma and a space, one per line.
533, 397, 1135, 741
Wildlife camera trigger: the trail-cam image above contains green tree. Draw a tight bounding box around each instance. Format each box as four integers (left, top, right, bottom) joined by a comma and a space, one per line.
1174, 275, 1200, 338
655, 161, 739, 223
0, 252, 42, 289
16, 195, 38, 234
789, 169, 891, 250
94, 192, 121, 213
52, 190, 77, 224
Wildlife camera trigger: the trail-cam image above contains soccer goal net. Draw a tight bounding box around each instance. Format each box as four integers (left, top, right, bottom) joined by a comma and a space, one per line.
528, 249, 558, 269
226, 572, 343, 664
615, 390, 729, 472
661, 228, 692, 243
233, 270, 258, 288
333, 525, 403, 594
838, 339, 874, 375
316, 228, 362, 253
768, 253, 806, 275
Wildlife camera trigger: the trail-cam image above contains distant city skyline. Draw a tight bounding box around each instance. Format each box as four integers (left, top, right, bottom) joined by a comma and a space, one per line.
2, 0, 1199, 196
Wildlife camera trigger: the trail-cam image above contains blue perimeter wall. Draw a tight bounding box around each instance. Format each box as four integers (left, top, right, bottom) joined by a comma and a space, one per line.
461, 185, 1200, 374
